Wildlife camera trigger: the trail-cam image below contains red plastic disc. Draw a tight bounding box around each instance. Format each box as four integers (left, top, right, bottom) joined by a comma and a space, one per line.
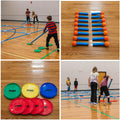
22, 98, 34, 115
40, 99, 53, 115
30, 98, 44, 115
9, 98, 27, 114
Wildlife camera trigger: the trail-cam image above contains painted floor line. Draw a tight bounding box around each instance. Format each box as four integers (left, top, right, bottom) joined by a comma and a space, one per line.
70, 100, 118, 120
40, 48, 58, 59
2, 51, 31, 59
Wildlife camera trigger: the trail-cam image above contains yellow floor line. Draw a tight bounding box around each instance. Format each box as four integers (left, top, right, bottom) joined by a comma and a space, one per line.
1, 51, 31, 59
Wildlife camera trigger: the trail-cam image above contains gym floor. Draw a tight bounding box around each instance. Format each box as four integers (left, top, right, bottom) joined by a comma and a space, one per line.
61, 1, 119, 60
1, 61, 59, 119
61, 90, 119, 119
1, 21, 59, 59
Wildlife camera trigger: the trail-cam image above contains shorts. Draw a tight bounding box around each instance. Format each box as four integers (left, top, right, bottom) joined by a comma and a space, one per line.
74, 86, 77, 88
100, 86, 109, 96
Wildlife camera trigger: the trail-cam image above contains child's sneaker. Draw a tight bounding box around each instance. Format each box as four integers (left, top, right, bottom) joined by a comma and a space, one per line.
57, 49, 59, 52
107, 102, 112, 105
94, 102, 97, 105
46, 47, 49, 50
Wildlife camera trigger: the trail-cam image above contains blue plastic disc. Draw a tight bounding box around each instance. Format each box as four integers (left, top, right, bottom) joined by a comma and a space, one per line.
40, 83, 57, 98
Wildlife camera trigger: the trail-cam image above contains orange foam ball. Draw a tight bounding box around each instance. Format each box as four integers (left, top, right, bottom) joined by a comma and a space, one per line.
101, 11, 104, 15
73, 36, 77, 41
104, 36, 108, 41
103, 27, 107, 31
103, 31, 108, 35
74, 31, 78, 35
102, 22, 106, 26
75, 11, 79, 14
105, 41, 109, 47
74, 27, 78, 30
101, 15, 104, 18
75, 15, 79, 18
102, 18, 106, 22
75, 18, 78, 22
74, 22, 78, 26
72, 41, 77, 46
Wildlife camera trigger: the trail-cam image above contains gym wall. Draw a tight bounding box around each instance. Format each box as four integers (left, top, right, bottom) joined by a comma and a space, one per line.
61, 61, 119, 91
1, 1, 59, 22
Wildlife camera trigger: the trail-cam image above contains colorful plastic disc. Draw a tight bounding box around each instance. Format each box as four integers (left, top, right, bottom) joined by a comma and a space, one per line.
22, 98, 34, 115
49, 43, 53, 46
40, 83, 57, 98
22, 83, 39, 98
4, 83, 21, 99
9, 98, 27, 114
40, 99, 53, 115
30, 98, 44, 115
38, 47, 45, 50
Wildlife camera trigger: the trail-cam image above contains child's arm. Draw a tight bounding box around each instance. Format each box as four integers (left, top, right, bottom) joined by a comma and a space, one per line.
88, 76, 90, 87
43, 25, 47, 33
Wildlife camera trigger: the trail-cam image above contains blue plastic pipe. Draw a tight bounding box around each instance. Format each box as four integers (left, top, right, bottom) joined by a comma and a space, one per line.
78, 12, 88, 15
76, 37, 89, 41
92, 37, 105, 41
92, 32, 104, 35
77, 42, 89, 46
77, 15, 88, 19
92, 23, 103, 26
92, 19, 103, 22
77, 19, 88, 22
77, 32, 89, 35
77, 23, 88, 26
91, 12, 102, 15
92, 28, 104, 31
91, 16, 102, 19
78, 28, 89, 31
93, 42, 105, 46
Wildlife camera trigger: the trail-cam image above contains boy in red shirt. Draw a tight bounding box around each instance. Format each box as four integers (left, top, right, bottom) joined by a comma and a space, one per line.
43, 16, 59, 52
98, 75, 112, 104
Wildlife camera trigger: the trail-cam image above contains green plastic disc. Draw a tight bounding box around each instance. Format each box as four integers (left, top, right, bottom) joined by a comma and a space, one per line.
38, 47, 45, 50
34, 49, 41, 52
49, 43, 53, 46
4, 83, 21, 99
27, 43, 33, 45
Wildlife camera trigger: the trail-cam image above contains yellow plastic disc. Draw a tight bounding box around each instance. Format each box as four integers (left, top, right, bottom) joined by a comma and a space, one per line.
22, 83, 39, 98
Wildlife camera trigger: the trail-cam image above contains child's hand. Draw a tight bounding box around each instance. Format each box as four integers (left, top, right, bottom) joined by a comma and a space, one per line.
88, 83, 90, 87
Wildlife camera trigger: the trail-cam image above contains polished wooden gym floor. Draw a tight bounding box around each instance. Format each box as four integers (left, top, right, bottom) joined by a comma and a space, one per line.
61, 90, 119, 119
1, 61, 59, 119
61, 1, 119, 60
1, 21, 59, 59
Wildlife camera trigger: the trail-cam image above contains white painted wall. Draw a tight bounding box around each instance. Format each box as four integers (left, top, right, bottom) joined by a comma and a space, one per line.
61, 61, 119, 91
1, 1, 59, 22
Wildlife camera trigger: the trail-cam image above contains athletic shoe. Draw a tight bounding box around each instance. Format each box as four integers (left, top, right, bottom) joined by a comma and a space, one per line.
107, 102, 112, 105
94, 102, 97, 105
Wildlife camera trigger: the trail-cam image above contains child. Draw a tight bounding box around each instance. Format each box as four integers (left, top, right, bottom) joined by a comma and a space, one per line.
88, 66, 99, 104
98, 75, 112, 104
43, 16, 59, 52
25, 8, 31, 24
74, 78, 78, 91
31, 11, 39, 24
66, 77, 71, 91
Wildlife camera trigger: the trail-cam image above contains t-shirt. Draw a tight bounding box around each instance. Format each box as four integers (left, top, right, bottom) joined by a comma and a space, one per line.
100, 77, 108, 87
66, 80, 71, 86
43, 21, 57, 34
90, 72, 99, 83
74, 81, 78, 86
26, 11, 30, 17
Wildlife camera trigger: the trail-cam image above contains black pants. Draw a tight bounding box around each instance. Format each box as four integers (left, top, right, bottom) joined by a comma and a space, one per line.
90, 82, 97, 102
33, 16, 39, 24
46, 33, 59, 49
26, 16, 30, 23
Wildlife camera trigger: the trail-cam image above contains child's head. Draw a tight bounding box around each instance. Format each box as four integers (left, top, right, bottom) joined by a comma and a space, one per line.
92, 66, 97, 73
32, 11, 35, 15
26, 8, 29, 11
75, 78, 77, 81
67, 77, 70, 81
47, 16, 52, 21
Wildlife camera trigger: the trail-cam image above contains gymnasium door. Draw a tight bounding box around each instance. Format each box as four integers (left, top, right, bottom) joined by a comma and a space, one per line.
98, 71, 106, 89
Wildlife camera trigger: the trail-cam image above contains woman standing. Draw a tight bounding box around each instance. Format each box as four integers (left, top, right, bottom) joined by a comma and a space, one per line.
88, 66, 99, 104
